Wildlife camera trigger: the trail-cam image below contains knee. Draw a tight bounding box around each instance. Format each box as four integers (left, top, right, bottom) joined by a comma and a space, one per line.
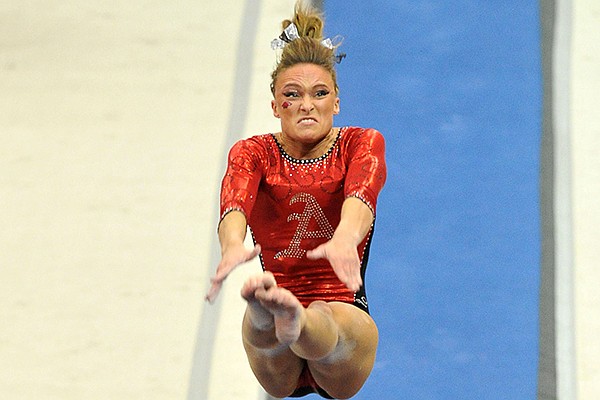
264, 385, 297, 399
329, 302, 378, 337
244, 345, 304, 398
257, 365, 301, 399
325, 302, 379, 361
307, 300, 334, 316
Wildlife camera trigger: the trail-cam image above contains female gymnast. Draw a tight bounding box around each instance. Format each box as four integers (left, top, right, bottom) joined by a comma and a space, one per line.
206, 2, 387, 398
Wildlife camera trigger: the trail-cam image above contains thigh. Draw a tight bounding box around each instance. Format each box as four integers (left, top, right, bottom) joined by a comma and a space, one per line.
243, 342, 305, 399
307, 301, 379, 399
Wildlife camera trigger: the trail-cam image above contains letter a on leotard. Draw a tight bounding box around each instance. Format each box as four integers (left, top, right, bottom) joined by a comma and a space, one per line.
274, 192, 334, 259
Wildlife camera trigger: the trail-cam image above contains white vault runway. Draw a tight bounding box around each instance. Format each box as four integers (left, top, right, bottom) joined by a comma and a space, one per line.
1, 1, 292, 399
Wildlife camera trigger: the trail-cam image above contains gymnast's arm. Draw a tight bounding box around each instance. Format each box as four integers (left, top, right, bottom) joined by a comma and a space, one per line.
307, 128, 386, 292
205, 139, 263, 303
307, 197, 373, 292
205, 210, 261, 303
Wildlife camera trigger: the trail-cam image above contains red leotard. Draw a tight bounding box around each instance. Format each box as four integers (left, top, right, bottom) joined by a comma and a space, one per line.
220, 126, 386, 312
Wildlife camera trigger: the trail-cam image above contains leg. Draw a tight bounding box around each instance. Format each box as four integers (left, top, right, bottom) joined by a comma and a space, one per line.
241, 272, 304, 398
307, 302, 379, 399
241, 272, 378, 399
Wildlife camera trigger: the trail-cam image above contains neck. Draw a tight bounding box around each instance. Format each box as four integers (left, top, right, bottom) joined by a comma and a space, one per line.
279, 128, 338, 159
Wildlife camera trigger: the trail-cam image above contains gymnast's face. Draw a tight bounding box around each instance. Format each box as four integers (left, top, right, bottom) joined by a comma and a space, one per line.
271, 63, 340, 147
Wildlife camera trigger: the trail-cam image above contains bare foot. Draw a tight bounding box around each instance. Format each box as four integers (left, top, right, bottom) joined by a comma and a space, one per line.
255, 285, 305, 346
241, 272, 277, 331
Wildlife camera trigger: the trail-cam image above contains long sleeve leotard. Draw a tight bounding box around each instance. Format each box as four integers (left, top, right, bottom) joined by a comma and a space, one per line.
219, 126, 386, 312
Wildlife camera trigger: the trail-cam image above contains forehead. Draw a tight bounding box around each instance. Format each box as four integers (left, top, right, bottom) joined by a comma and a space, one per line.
275, 63, 335, 89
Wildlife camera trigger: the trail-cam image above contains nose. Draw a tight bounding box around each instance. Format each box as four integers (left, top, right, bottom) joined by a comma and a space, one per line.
299, 94, 314, 112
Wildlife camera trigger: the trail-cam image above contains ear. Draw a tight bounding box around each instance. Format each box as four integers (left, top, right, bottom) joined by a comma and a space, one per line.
271, 100, 280, 118
333, 97, 340, 115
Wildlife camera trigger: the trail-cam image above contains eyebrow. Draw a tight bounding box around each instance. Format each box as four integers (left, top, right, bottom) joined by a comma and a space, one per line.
281, 84, 300, 91
280, 82, 332, 91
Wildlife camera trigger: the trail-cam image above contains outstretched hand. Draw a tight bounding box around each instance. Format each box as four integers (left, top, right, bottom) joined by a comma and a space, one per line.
205, 243, 261, 303
306, 239, 362, 292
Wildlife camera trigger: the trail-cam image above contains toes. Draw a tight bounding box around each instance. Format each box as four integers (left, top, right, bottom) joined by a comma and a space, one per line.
241, 272, 278, 301
241, 275, 264, 300
262, 271, 277, 288
255, 286, 284, 306
256, 287, 300, 316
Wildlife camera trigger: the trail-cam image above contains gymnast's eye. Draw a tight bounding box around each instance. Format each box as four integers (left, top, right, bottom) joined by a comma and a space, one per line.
315, 89, 330, 98
283, 91, 300, 98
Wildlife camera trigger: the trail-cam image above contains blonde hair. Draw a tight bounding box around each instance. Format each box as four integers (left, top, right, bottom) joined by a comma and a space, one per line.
270, 1, 339, 95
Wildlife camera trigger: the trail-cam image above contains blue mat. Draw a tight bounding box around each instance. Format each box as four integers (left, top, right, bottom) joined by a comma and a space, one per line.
313, 1, 542, 399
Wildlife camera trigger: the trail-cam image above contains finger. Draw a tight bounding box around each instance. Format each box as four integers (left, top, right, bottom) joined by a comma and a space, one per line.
343, 277, 360, 293
306, 245, 325, 260
207, 245, 262, 304
210, 266, 232, 289
341, 271, 358, 292
205, 280, 223, 303
337, 263, 362, 292
349, 274, 363, 292
247, 244, 261, 261
205, 262, 233, 303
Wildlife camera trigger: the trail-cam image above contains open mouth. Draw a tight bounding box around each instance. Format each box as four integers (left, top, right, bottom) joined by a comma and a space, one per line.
298, 117, 317, 124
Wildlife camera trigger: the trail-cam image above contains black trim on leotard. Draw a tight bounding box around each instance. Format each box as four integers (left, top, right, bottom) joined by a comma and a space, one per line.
290, 386, 334, 399
353, 223, 375, 314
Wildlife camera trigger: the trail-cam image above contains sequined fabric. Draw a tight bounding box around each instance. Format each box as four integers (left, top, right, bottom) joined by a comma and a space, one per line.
220, 126, 386, 310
